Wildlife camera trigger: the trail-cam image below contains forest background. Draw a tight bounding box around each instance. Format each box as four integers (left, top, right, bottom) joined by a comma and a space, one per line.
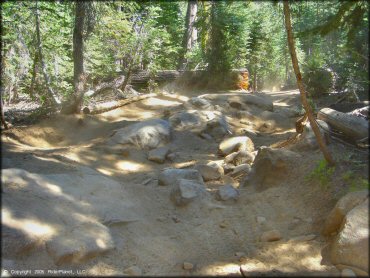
1, 1, 368, 109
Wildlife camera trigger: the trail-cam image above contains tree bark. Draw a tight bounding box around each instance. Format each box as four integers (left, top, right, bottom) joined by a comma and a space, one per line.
1, 94, 8, 129
283, 1, 335, 166
71, 1, 86, 113
30, 51, 39, 99
178, 0, 198, 70
35, 1, 60, 105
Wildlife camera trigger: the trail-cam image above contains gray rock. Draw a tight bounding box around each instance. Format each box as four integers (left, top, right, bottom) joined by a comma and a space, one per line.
219, 136, 254, 156
169, 111, 204, 132
217, 185, 239, 201
169, 110, 231, 136
243, 147, 300, 190
189, 97, 212, 109
330, 199, 369, 273
46, 221, 115, 265
231, 164, 251, 177
158, 168, 204, 186
322, 190, 368, 236
196, 162, 224, 181
170, 179, 207, 206
2, 168, 138, 263
148, 146, 170, 163
200, 133, 213, 140
260, 230, 282, 242
227, 93, 274, 112
110, 119, 171, 149
256, 216, 266, 224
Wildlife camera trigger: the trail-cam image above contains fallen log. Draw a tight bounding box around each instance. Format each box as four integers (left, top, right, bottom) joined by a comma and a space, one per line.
317, 108, 368, 141
82, 93, 156, 115
85, 75, 126, 98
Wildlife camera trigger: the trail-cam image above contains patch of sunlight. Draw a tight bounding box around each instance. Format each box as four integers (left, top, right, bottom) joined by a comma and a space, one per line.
2, 208, 56, 239
201, 262, 241, 275
115, 160, 144, 173
144, 97, 182, 107
171, 94, 189, 102
63, 152, 82, 163
96, 238, 107, 249
274, 102, 289, 107
96, 168, 113, 176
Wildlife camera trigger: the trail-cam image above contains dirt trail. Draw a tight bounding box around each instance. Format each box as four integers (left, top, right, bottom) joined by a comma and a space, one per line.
2, 89, 363, 276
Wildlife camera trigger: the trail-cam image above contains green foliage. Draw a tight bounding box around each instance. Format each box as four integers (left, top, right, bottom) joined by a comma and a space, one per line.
1, 1, 368, 104
342, 171, 370, 192
305, 159, 335, 188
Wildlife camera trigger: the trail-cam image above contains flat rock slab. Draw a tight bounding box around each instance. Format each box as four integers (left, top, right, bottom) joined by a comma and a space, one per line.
219, 136, 254, 156
109, 119, 171, 149
2, 168, 140, 264
158, 168, 204, 186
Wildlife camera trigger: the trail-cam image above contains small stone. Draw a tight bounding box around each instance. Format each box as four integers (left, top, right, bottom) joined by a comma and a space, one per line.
172, 216, 180, 223
235, 251, 246, 257
256, 216, 266, 224
219, 220, 229, 228
148, 146, 170, 163
170, 179, 206, 206
217, 185, 239, 201
124, 266, 142, 276
196, 163, 224, 181
341, 268, 356, 277
219, 136, 254, 156
183, 262, 194, 270
167, 152, 178, 161
260, 230, 282, 242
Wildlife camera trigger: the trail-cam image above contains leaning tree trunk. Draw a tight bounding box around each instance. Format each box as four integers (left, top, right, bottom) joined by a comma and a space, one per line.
283, 1, 335, 166
178, 0, 198, 70
71, 1, 86, 113
35, 1, 60, 105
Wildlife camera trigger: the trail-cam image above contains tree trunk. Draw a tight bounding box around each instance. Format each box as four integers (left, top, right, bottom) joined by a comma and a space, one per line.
35, 1, 60, 105
0, 94, 8, 129
283, 1, 335, 166
30, 51, 39, 99
178, 0, 198, 70
72, 1, 86, 113
252, 70, 257, 93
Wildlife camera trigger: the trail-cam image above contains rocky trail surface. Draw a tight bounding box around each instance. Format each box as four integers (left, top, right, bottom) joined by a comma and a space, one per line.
1, 89, 368, 276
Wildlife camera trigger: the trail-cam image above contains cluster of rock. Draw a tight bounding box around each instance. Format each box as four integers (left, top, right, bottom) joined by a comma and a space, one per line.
322, 190, 369, 276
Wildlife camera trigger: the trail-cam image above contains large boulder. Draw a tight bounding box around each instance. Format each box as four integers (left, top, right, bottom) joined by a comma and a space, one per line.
158, 168, 204, 186
243, 147, 300, 190
109, 119, 171, 149
322, 190, 369, 236
170, 179, 207, 206
188, 97, 213, 110
169, 110, 231, 136
227, 94, 274, 112
219, 136, 254, 156
330, 198, 369, 273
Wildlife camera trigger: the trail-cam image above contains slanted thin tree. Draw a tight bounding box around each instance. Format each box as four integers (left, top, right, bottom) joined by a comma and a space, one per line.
283, 1, 335, 166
